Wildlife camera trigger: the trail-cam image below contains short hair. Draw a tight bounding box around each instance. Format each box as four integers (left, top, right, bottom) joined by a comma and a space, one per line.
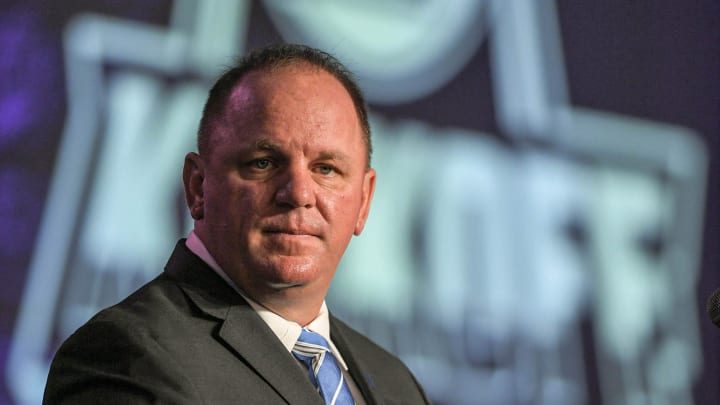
197, 43, 372, 167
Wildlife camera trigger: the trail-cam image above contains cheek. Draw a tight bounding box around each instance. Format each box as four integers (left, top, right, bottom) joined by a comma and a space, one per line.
323, 191, 361, 226
209, 181, 266, 225
233, 190, 268, 223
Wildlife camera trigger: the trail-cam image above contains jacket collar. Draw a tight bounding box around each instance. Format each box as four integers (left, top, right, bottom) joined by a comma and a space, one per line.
164, 240, 323, 405
329, 317, 380, 405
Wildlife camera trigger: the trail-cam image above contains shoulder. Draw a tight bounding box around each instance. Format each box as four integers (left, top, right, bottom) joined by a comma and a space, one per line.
44, 274, 203, 404
52, 267, 223, 365
91, 272, 192, 326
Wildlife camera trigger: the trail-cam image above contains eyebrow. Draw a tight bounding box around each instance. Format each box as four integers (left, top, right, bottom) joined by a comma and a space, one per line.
316, 150, 352, 164
253, 138, 352, 164
254, 139, 282, 152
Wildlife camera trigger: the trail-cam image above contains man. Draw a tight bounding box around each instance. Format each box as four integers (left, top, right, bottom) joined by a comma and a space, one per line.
43, 44, 430, 404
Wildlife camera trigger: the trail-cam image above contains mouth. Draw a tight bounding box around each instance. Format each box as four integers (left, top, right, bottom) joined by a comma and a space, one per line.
263, 228, 320, 238
262, 216, 323, 239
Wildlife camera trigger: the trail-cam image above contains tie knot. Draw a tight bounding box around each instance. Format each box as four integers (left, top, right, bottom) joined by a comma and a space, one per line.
292, 329, 355, 404
298, 329, 330, 349
293, 329, 330, 355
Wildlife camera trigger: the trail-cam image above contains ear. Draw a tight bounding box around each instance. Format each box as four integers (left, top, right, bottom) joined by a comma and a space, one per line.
183, 152, 205, 220
353, 168, 376, 235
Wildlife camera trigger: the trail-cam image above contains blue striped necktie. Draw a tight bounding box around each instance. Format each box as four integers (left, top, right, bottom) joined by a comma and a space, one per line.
292, 329, 355, 405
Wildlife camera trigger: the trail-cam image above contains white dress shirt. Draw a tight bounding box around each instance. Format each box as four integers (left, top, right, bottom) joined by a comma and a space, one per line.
185, 231, 366, 404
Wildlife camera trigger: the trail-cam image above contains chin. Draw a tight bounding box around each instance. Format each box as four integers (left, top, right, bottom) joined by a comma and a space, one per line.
261, 256, 323, 286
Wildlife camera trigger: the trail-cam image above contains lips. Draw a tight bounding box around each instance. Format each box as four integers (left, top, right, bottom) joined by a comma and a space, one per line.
264, 228, 317, 237
261, 213, 324, 239
262, 222, 322, 238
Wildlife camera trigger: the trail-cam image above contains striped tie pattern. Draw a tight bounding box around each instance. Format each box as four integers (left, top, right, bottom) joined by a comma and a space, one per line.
292, 329, 355, 405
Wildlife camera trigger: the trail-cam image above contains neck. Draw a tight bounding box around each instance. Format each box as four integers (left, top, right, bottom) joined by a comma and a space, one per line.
251, 288, 324, 326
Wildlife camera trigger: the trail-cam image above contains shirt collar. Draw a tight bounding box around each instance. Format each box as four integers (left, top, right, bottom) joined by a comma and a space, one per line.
184, 231, 348, 370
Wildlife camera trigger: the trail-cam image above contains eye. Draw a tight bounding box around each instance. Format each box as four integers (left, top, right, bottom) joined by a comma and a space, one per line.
317, 164, 335, 175
253, 158, 273, 170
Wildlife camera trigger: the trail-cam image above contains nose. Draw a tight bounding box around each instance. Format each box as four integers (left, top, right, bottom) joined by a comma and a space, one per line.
275, 165, 316, 208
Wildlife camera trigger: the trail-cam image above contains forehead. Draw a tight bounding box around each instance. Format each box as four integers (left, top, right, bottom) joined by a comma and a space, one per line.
231, 65, 349, 111
215, 65, 363, 148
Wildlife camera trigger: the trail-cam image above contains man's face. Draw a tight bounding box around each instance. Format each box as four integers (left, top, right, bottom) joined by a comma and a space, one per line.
184, 64, 375, 307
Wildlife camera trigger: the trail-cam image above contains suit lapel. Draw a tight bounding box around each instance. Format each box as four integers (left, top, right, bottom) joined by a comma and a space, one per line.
218, 305, 322, 405
330, 316, 381, 405
164, 241, 322, 405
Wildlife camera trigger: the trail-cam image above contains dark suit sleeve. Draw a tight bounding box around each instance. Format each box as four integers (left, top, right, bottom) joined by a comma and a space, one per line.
43, 317, 203, 405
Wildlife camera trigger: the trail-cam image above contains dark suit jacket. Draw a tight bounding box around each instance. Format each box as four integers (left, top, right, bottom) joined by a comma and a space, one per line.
43, 240, 430, 404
